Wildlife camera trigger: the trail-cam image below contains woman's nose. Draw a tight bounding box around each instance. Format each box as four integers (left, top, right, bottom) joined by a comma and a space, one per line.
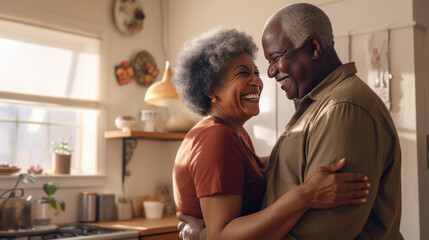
249, 75, 263, 87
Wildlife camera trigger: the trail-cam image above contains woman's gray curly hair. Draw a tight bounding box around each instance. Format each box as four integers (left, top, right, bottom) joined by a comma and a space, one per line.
172, 27, 258, 116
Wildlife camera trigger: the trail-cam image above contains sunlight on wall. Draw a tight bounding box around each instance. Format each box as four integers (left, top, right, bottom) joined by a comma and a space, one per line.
252, 124, 277, 148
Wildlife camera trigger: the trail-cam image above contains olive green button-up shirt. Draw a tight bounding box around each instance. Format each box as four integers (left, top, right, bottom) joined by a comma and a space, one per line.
263, 63, 403, 240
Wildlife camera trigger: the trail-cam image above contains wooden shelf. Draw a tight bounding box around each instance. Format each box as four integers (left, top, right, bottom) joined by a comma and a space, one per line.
104, 130, 186, 140
104, 130, 186, 190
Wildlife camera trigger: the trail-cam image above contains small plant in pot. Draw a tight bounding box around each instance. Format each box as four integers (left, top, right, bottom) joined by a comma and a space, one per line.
51, 138, 72, 174
33, 182, 65, 226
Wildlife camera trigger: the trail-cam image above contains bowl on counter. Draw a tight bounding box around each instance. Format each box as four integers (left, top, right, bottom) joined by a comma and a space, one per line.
0, 166, 21, 175
115, 116, 137, 132
143, 200, 164, 219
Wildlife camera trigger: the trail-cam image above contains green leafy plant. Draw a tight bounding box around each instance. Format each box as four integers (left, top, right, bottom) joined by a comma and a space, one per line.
51, 138, 72, 155
13, 173, 36, 188
35, 182, 65, 214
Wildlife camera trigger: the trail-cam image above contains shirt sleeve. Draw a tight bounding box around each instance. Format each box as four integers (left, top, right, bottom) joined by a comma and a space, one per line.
287, 102, 382, 239
188, 125, 245, 199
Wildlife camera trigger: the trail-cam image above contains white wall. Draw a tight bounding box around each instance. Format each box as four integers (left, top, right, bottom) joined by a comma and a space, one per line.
168, 0, 422, 239
413, 0, 429, 239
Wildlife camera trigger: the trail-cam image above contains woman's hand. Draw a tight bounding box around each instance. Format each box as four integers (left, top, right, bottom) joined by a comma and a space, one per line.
300, 158, 370, 209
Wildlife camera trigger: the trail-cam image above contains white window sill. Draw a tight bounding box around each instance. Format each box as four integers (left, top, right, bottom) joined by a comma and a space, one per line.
0, 174, 107, 190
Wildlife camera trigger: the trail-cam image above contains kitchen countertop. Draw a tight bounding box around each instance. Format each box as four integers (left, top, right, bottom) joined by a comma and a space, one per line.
85, 216, 179, 236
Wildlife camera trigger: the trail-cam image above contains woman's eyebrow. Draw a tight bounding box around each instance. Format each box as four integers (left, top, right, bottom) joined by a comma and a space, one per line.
233, 65, 249, 72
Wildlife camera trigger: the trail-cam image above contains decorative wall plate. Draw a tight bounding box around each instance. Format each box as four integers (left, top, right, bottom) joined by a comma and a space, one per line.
115, 61, 134, 85
113, 0, 145, 35
131, 51, 159, 86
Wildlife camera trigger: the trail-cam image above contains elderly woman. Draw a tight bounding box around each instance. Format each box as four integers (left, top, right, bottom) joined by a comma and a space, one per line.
172, 27, 369, 240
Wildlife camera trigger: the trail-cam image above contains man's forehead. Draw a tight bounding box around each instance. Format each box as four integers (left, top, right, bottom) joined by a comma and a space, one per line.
264, 22, 292, 43
262, 27, 291, 48
263, 20, 280, 34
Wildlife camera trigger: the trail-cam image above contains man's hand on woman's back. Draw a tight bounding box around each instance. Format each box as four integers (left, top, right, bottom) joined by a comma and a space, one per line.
177, 212, 206, 240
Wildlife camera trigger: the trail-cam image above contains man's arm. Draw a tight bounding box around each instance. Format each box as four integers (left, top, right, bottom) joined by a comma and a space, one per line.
287, 103, 381, 239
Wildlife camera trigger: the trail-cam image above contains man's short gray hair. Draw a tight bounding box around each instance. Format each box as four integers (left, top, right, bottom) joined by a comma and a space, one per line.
267, 3, 334, 50
172, 27, 258, 116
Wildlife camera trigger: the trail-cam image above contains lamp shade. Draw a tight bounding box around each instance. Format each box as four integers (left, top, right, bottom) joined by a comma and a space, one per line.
144, 61, 179, 106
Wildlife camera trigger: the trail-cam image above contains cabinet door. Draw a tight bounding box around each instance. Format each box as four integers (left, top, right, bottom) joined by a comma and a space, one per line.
141, 231, 180, 240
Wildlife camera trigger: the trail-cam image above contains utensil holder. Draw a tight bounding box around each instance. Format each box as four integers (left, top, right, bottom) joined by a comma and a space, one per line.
117, 202, 132, 221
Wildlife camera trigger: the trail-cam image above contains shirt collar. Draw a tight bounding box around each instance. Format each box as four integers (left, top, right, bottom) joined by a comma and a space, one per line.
306, 62, 357, 101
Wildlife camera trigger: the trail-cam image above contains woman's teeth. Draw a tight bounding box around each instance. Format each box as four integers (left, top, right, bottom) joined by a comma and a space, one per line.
241, 94, 259, 100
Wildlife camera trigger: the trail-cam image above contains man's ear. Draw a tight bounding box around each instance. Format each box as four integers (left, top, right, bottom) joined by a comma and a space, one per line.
309, 37, 322, 60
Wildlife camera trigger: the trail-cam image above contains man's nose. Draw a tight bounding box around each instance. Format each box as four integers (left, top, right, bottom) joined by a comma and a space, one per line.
267, 64, 278, 78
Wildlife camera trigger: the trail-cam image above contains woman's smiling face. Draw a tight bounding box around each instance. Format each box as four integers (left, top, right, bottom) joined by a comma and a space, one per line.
210, 53, 263, 124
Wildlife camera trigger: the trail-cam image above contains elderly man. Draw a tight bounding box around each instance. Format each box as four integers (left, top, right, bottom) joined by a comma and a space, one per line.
178, 3, 403, 239
261, 3, 402, 239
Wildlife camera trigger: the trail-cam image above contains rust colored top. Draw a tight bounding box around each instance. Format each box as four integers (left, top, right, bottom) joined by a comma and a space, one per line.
173, 116, 265, 218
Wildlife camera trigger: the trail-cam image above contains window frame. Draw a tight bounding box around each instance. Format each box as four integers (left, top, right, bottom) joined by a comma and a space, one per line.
0, 3, 108, 187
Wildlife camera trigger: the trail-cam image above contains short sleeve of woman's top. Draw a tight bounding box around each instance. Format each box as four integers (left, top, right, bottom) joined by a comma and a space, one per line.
188, 124, 245, 198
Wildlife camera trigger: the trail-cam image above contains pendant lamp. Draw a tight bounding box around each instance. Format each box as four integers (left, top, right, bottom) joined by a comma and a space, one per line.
144, 61, 178, 106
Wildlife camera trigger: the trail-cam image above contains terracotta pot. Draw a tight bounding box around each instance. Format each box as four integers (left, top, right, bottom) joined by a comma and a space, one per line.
53, 153, 71, 174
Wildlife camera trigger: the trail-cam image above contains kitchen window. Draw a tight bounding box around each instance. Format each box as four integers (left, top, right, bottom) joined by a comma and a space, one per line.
0, 10, 107, 176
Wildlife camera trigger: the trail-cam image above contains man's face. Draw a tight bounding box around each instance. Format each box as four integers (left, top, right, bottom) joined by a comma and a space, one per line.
262, 22, 314, 100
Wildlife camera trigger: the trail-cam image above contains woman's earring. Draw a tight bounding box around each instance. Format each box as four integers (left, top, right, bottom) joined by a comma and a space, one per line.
211, 97, 216, 103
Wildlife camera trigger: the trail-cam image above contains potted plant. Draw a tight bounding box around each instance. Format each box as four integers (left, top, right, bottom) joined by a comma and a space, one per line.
33, 182, 65, 226
51, 138, 72, 174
